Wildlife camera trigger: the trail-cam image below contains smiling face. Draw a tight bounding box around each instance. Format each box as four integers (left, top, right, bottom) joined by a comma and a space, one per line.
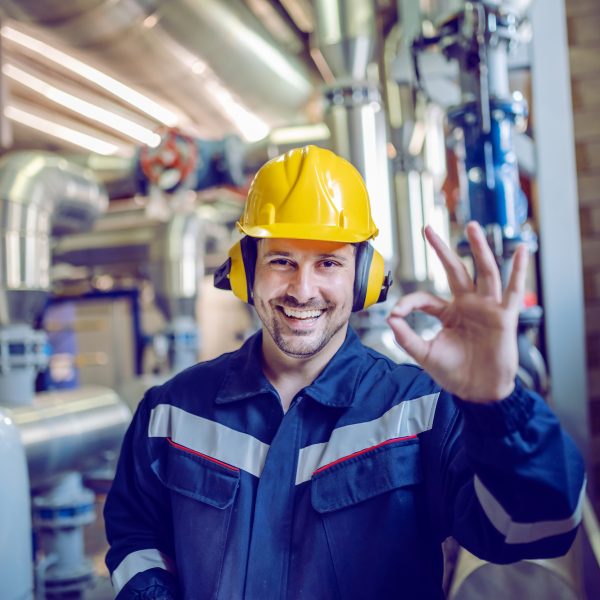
252, 238, 356, 360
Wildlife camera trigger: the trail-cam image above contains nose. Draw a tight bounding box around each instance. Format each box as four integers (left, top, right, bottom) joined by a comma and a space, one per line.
286, 264, 318, 304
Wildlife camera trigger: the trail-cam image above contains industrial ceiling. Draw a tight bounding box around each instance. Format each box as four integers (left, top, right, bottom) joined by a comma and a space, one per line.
0, 0, 395, 158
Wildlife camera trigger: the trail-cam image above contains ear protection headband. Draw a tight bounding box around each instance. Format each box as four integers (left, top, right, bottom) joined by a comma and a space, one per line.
214, 237, 392, 312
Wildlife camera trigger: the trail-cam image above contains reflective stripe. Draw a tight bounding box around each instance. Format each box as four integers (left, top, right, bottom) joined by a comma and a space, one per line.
149, 404, 270, 477
295, 392, 439, 485
111, 549, 175, 594
474, 475, 586, 544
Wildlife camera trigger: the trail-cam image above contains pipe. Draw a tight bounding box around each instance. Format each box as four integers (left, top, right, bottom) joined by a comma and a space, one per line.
0, 151, 108, 327
4, 385, 131, 487
0, 409, 33, 600
54, 208, 204, 323
0, 0, 315, 137
149, 212, 204, 323
312, 0, 398, 268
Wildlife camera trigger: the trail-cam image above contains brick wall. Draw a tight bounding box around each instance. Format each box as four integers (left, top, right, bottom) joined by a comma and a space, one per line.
566, 0, 600, 499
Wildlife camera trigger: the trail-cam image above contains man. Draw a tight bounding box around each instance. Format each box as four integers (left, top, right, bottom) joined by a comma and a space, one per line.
105, 145, 585, 599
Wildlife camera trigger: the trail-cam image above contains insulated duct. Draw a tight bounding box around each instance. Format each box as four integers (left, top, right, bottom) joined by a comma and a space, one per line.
312, 0, 398, 268
0, 151, 108, 327
54, 208, 204, 371
3, 385, 131, 487
0, 151, 108, 406
0, 0, 316, 138
0, 386, 131, 599
0, 410, 33, 600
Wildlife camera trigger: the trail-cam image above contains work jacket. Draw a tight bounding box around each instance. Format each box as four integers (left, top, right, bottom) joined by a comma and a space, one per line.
105, 327, 585, 599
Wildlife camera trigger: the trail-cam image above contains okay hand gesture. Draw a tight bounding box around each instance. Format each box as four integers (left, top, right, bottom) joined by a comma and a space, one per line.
387, 222, 529, 403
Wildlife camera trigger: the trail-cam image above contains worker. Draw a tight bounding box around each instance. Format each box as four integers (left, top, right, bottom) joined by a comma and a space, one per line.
104, 145, 585, 599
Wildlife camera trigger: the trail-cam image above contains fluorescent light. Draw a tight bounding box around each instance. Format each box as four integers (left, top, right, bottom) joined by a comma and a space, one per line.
269, 123, 330, 145
1, 25, 179, 127
204, 79, 269, 142
4, 64, 161, 147
5, 105, 123, 155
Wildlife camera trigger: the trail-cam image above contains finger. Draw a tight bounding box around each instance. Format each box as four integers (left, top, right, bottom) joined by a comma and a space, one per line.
465, 221, 502, 301
424, 225, 474, 295
388, 290, 448, 319
502, 244, 529, 311
386, 314, 431, 365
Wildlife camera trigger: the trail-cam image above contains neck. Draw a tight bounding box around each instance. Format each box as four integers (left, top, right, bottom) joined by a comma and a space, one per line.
261, 325, 348, 411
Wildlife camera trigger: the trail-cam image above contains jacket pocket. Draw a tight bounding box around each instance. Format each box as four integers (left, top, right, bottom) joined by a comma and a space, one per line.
151, 439, 240, 509
310, 439, 425, 599
151, 441, 240, 599
311, 437, 422, 513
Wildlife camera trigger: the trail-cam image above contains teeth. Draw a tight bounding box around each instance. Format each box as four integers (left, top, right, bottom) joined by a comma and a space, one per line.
282, 307, 323, 319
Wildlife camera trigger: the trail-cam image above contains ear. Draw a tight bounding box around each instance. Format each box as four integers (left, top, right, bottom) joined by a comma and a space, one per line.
352, 243, 392, 311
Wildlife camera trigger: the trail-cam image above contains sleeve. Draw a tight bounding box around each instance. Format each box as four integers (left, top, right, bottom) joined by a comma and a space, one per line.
104, 389, 180, 599
425, 378, 586, 563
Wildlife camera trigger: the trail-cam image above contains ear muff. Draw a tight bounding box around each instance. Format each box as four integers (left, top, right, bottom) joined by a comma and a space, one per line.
213, 236, 257, 304
352, 242, 393, 312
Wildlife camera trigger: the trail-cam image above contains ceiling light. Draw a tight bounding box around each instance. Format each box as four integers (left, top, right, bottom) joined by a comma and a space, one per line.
269, 123, 329, 145
204, 80, 269, 142
5, 105, 124, 156
4, 64, 161, 147
1, 25, 180, 127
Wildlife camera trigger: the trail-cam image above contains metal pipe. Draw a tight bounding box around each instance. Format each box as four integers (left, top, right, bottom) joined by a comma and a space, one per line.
0, 0, 315, 137
0, 151, 108, 326
313, 0, 398, 267
3, 385, 131, 487
54, 208, 204, 323
0, 409, 33, 600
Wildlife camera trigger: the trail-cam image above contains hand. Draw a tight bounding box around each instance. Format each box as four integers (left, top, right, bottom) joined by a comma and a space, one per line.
387, 221, 529, 403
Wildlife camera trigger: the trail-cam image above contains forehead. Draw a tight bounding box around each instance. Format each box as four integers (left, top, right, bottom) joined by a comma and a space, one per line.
257, 238, 355, 258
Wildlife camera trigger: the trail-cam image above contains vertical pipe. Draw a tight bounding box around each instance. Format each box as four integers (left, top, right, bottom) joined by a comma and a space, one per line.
313, 0, 399, 268
0, 410, 33, 600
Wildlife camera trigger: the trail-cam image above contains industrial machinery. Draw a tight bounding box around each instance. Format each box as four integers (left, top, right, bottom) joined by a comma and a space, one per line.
408, 0, 547, 395
0, 153, 131, 599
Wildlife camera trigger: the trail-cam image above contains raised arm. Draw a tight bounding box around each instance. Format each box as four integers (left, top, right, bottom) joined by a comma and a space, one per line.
388, 222, 585, 560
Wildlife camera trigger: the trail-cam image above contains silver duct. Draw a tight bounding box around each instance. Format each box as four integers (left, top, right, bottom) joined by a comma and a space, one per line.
0, 151, 108, 406
3, 385, 131, 488
385, 2, 450, 293
0, 0, 315, 136
0, 151, 108, 326
312, 0, 398, 268
54, 208, 203, 323
0, 386, 131, 598
0, 409, 32, 600
54, 208, 204, 371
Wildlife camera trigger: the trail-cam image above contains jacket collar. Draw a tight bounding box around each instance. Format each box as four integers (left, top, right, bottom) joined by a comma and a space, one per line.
215, 327, 368, 408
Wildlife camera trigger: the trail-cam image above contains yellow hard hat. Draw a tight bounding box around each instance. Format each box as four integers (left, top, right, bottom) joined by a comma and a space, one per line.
237, 145, 379, 243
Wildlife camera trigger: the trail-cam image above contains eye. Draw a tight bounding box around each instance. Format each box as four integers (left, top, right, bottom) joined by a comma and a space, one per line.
320, 259, 341, 269
268, 258, 292, 267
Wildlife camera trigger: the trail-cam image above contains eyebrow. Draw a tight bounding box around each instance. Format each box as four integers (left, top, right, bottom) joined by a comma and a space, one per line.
262, 250, 350, 264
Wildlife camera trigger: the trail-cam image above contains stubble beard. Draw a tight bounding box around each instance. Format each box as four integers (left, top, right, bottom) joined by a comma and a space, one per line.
258, 297, 349, 358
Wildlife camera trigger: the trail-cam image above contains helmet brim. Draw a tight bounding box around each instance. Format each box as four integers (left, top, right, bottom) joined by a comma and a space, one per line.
238, 222, 378, 243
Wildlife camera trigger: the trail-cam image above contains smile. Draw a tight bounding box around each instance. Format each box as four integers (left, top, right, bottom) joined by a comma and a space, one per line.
280, 306, 324, 320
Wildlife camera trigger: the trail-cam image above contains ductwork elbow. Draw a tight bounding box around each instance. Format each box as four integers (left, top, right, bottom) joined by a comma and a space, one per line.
0, 151, 108, 326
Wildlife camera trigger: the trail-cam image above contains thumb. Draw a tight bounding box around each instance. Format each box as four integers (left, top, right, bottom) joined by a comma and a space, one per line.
387, 314, 430, 366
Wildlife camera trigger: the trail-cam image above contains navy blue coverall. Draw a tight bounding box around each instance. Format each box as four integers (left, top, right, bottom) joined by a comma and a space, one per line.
104, 327, 585, 599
